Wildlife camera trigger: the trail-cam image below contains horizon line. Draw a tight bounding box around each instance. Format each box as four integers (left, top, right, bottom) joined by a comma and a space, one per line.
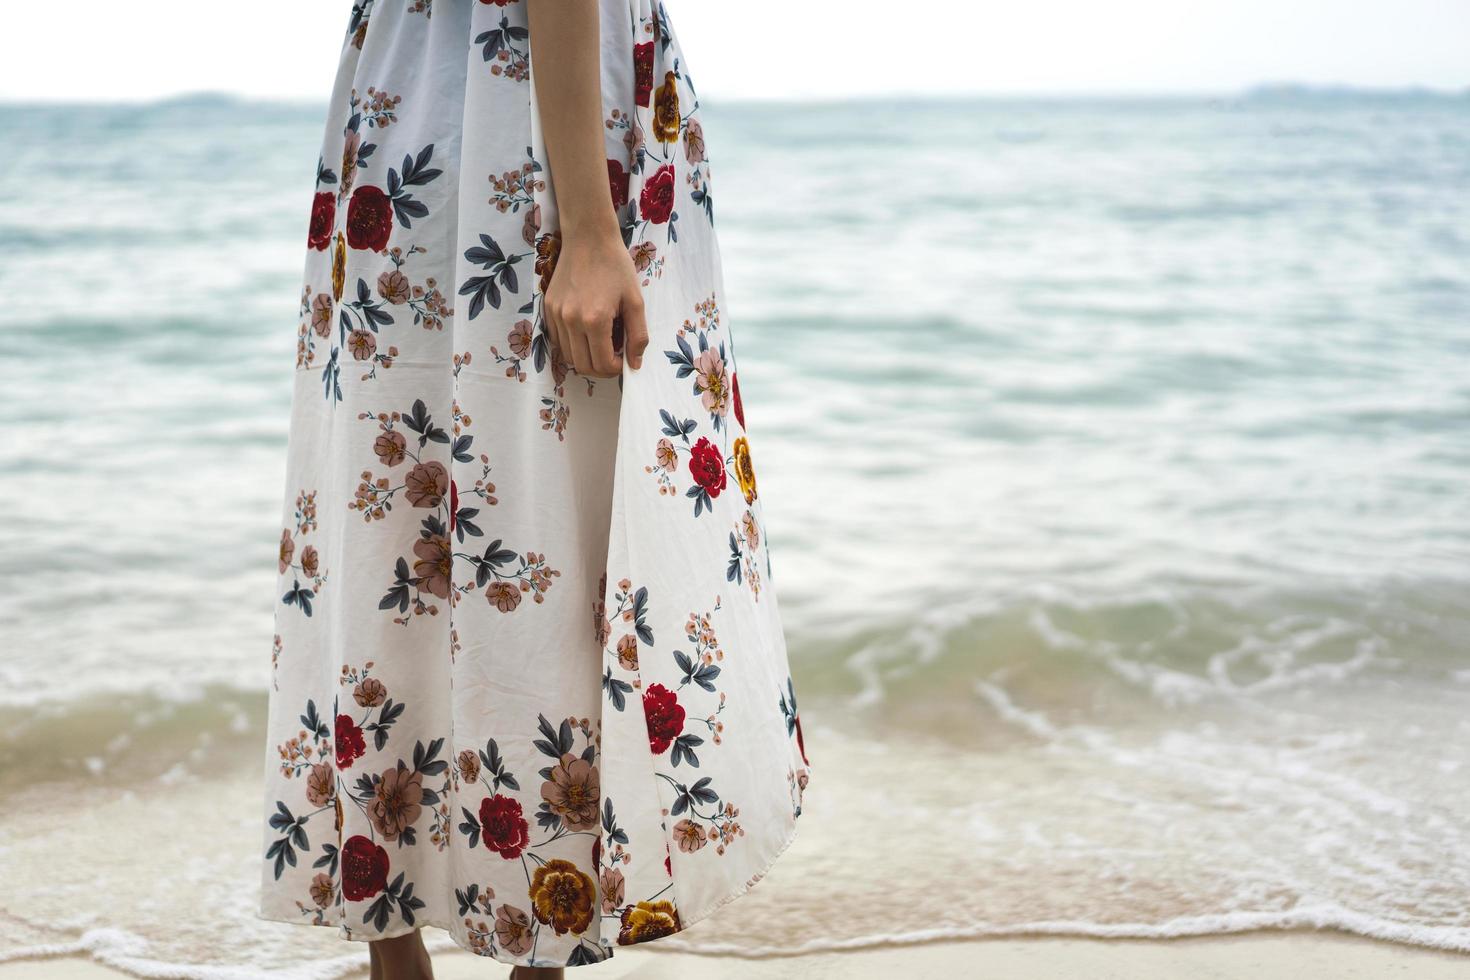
2, 81, 1468, 109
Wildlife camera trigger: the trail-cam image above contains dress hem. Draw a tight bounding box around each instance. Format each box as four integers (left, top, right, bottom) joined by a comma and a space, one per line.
253, 816, 800, 968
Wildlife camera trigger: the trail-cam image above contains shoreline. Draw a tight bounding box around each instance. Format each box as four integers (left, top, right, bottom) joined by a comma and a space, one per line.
2, 931, 1467, 980
3, 733, 1467, 977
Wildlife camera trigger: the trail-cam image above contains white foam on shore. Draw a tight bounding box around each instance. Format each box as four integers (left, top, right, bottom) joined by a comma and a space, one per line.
0, 926, 371, 980
661, 906, 1470, 958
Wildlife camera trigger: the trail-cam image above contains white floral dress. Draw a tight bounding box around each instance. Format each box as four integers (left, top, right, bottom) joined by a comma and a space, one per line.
256, 0, 809, 967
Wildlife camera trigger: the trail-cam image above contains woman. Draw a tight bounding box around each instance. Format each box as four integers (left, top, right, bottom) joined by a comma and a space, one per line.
256, 1, 810, 976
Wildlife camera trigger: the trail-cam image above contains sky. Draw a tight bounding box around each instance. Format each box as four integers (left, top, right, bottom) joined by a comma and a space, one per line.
1, 0, 1467, 102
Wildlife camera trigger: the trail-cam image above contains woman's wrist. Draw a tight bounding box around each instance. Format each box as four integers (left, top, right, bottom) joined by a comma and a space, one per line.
557, 203, 621, 247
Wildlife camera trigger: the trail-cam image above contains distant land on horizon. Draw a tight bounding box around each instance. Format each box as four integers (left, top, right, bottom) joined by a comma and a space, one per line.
1242, 81, 1470, 100
2, 82, 1468, 109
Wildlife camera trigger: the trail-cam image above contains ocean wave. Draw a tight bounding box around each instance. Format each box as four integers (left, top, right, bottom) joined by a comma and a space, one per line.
1, 576, 1463, 786
0, 683, 267, 793
789, 578, 1470, 740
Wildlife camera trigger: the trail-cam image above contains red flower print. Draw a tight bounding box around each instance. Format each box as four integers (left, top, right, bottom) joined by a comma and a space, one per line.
308, 192, 335, 251
340, 834, 390, 901
732, 372, 745, 429
795, 715, 809, 766
688, 436, 727, 498
633, 42, 655, 107
643, 683, 685, 754
639, 164, 676, 224
335, 713, 367, 769
345, 185, 394, 251
479, 793, 530, 859
608, 158, 630, 208
449, 480, 459, 532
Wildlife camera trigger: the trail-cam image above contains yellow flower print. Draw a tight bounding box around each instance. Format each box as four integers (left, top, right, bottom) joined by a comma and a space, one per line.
732, 436, 757, 504
331, 231, 347, 301
528, 858, 595, 936
617, 899, 681, 945
653, 71, 681, 143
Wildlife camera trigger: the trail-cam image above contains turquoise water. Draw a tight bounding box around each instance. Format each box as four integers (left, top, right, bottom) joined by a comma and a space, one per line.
2, 93, 1469, 973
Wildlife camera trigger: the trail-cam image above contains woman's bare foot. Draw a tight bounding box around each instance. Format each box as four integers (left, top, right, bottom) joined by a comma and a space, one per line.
368, 929, 434, 980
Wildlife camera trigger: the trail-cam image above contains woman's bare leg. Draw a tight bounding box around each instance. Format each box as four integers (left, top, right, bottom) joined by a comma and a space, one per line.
367, 930, 433, 980
510, 969, 565, 980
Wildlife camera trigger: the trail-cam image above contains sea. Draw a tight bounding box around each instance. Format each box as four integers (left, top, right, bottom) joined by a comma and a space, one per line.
1, 90, 1468, 977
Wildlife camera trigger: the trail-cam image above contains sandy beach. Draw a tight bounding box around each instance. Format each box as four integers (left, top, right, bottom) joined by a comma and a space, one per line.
3, 933, 1469, 980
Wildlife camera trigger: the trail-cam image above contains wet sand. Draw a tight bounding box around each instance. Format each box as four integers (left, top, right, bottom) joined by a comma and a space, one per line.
3, 932, 1468, 980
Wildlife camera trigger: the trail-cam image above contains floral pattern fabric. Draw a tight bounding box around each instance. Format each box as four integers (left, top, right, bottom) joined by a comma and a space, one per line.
257, 0, 808, 968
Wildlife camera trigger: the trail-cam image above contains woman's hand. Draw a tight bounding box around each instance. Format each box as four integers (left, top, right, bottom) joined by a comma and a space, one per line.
527, 0, 649, 379
544, 233, 649, 378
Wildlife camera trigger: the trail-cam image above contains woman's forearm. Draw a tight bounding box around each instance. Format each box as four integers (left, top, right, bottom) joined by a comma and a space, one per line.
527, 1, 619, 244
526, 0, 649, 376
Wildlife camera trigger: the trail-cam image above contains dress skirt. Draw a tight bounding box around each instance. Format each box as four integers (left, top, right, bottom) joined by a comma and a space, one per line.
256, 0, 809, 967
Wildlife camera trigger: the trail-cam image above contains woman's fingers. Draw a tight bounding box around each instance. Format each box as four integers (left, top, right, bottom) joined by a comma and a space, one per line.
543, 299, 567, 369
555, 305, 621, 378
586, 316, 622, 377
548, 301, 589, 376
622, 288, 649, 371
570, 326, 593, 376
